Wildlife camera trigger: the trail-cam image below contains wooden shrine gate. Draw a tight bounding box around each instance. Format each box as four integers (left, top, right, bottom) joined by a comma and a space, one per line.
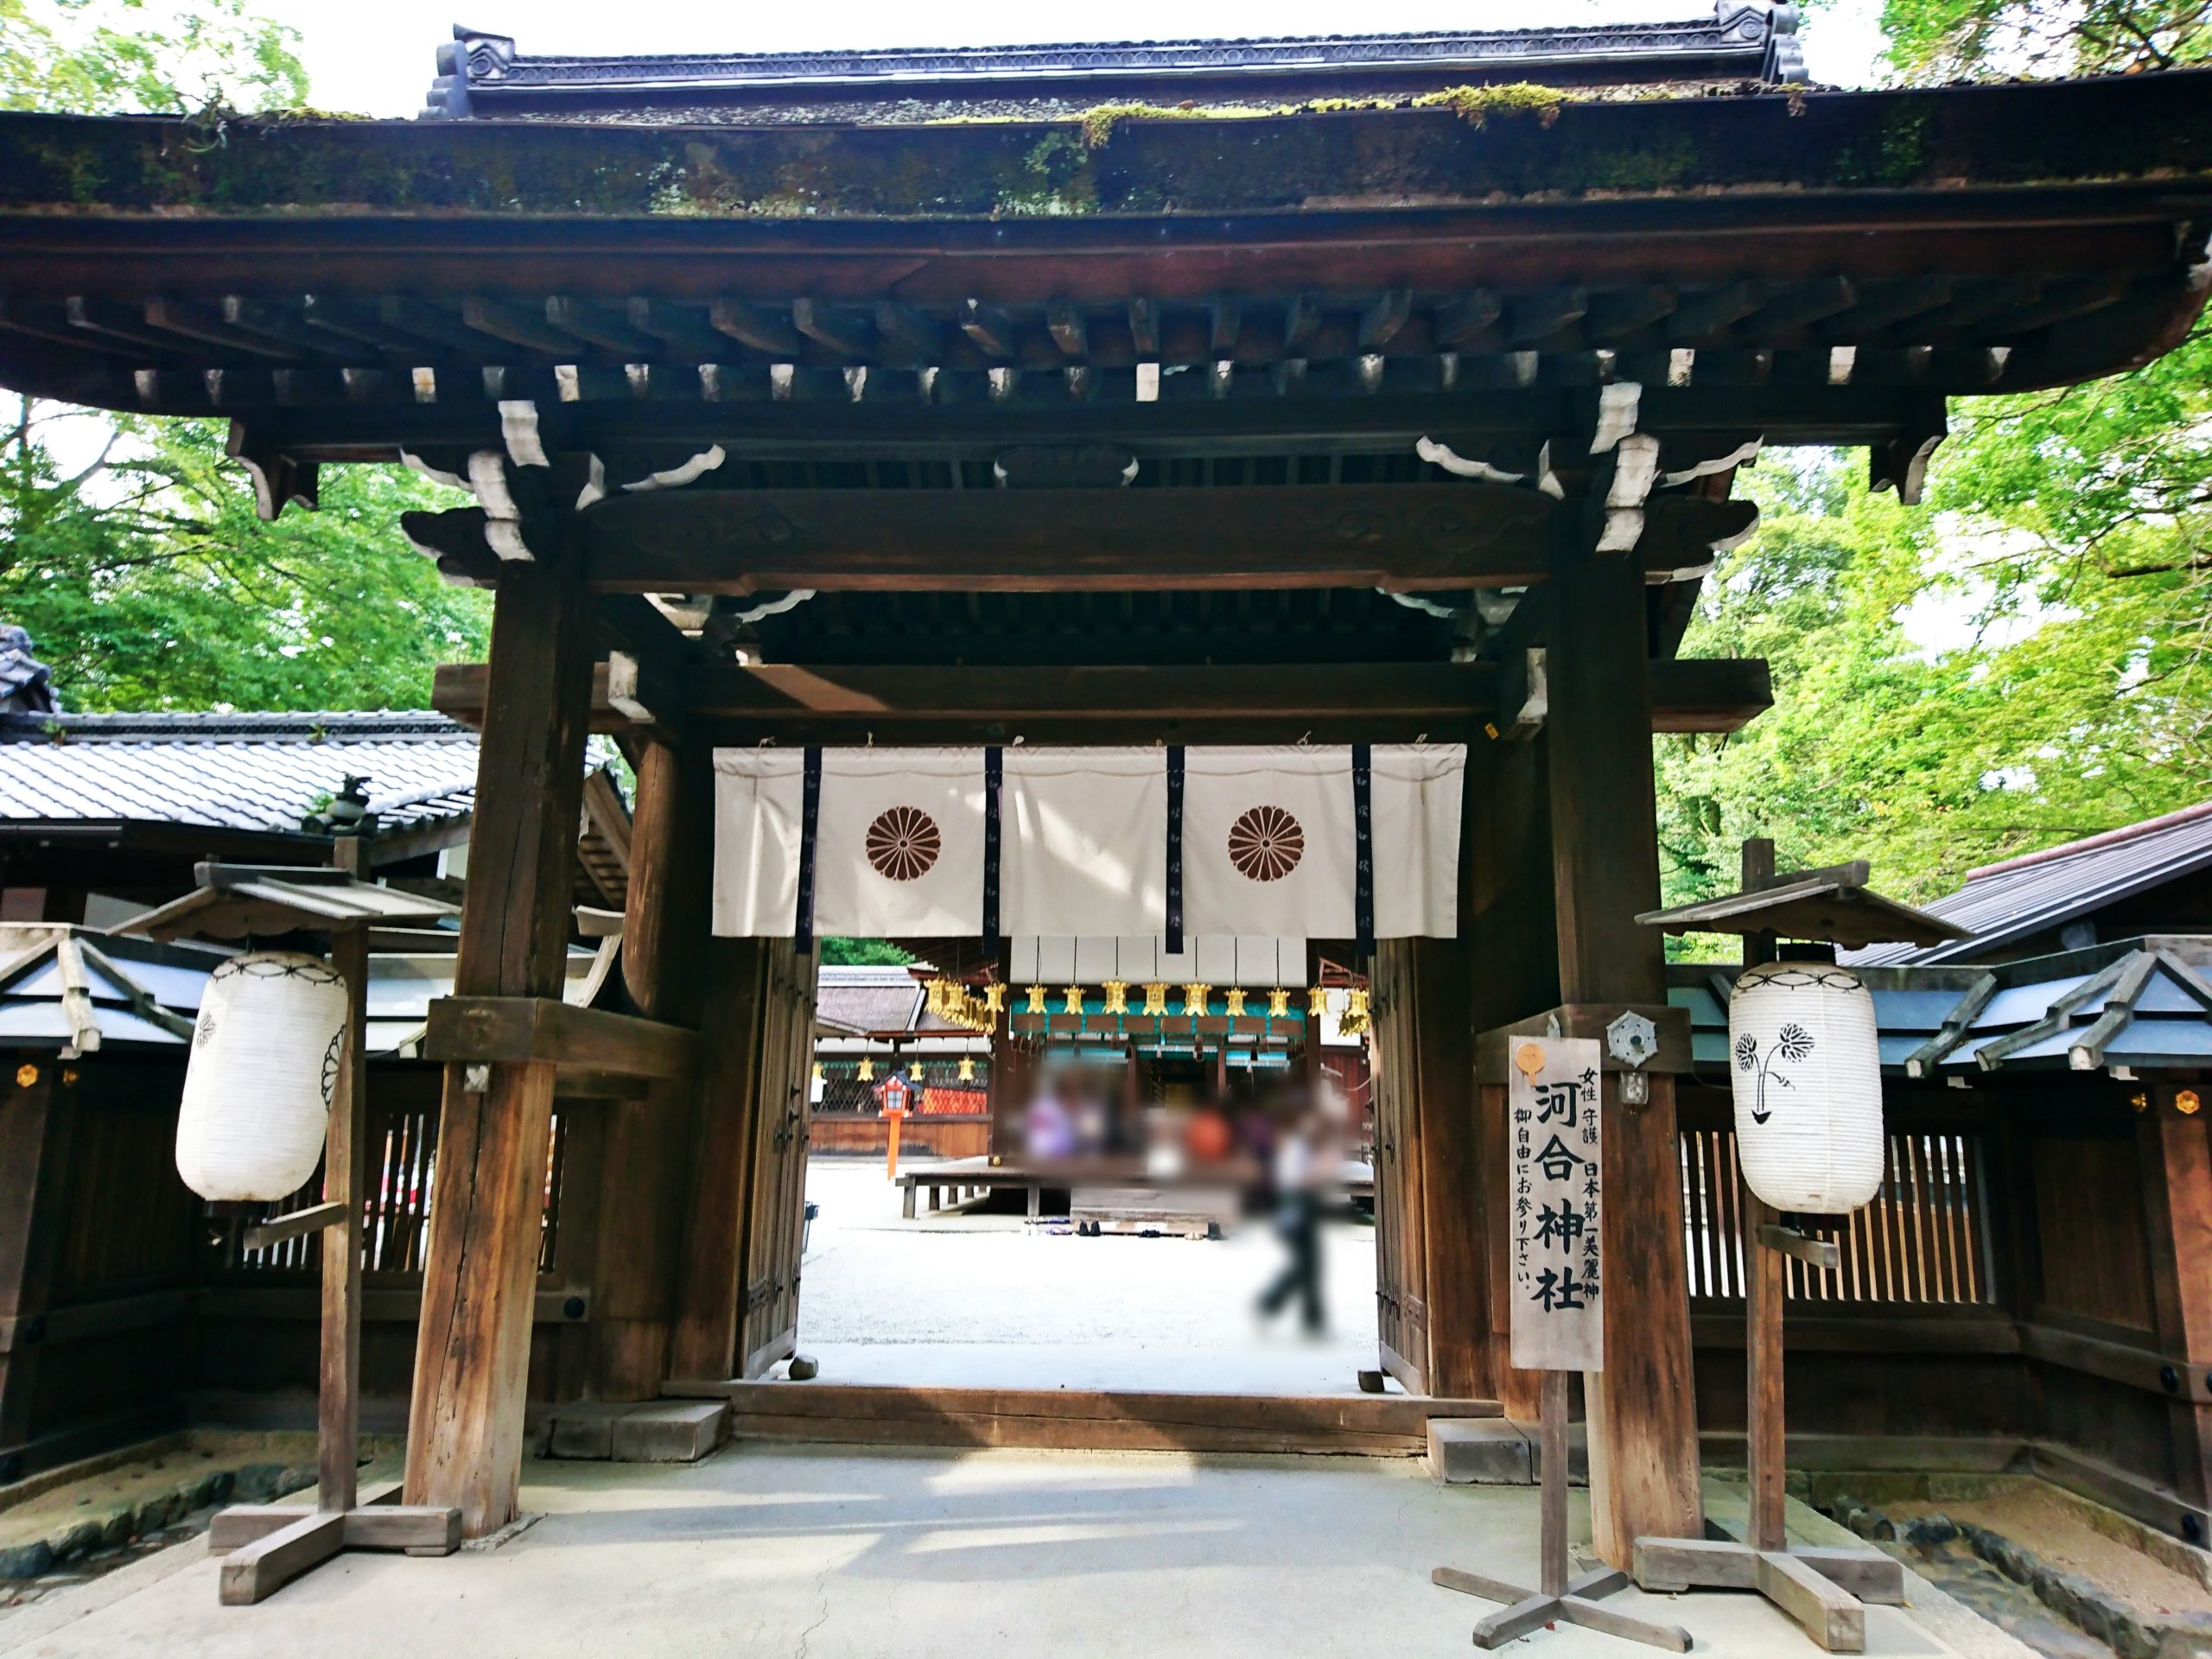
1369, 942, 1431, 1395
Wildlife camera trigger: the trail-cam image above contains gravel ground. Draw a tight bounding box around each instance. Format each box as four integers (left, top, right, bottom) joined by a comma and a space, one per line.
798, 1158, 1385, 1395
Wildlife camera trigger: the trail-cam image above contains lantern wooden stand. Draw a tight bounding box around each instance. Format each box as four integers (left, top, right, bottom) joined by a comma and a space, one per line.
1434, 1371, 1692, 1651
121, 859, 466, 1605
1434, 1036, 1690, 1653
1628, 842, 1967, 1652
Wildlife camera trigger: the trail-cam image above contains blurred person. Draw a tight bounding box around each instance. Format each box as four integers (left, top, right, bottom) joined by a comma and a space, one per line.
1255, 1087, 1344, 1335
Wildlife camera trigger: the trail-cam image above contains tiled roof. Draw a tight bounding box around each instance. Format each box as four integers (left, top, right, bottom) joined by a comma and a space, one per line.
1674, 936, 2212, 1079
816, 966, 925, 1035
0, 711, 479, 839
1846, 801, 2212, 967
425, 6, 1803, 118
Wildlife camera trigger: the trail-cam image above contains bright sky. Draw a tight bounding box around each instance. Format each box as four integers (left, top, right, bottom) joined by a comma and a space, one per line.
257, 0, 1891, 117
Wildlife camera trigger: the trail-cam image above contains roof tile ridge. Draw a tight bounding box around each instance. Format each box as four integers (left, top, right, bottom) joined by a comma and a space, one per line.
1966, 798, 2212, 883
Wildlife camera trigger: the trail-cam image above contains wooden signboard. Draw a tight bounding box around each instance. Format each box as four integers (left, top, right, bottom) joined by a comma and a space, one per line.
1508, 1037, 1603, 1373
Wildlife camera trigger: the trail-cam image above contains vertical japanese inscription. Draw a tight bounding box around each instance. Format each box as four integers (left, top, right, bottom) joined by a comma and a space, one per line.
1508, 1036, 1604, 1372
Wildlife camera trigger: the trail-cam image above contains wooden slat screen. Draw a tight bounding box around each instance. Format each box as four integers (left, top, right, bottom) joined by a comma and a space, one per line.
217, 1103, 569, 1281
1680, 1127, 1995, 1305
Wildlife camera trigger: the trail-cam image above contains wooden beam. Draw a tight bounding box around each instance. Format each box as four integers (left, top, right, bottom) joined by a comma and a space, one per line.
709, 298, 804, 357
791, 299, 872, 359
423, 996, 700, 1081
434, 656, 1774, 742
241, 1199, 344, 1254
218, 1510, 345, 1605
405, 551, 594, 1539
1046, 300, 1088, 359
404, 486, 1755, 596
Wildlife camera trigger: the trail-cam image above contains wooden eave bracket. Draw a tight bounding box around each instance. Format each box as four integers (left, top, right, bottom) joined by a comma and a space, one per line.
422, 995, 699, 1082
1474, 1003, 1692, 1084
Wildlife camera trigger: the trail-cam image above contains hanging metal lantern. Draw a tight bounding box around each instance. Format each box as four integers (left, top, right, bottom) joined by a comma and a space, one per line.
1024, 984, 1048, 1014
856, 1056, 875, 1082
1728, 960, 1885, 1214
982, 983, 1006, 1016
1102, 980, 1130, 1015
1061, 985, 1084, 1016
1307, 985, 1331, 1020
1182, 982, 1211, 1018
1141, 982, 1169, 1016
1224, 988, 1247, 1018
1341, 988, 1372, 1036
957, 1056, 976, 1082
1268, 987, 1291, 1018
175, 951, 348, 1202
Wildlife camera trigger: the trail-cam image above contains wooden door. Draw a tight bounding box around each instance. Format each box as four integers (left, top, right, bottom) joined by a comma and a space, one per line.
736, 942, 819, 1377
1370, 940, 1430, 1394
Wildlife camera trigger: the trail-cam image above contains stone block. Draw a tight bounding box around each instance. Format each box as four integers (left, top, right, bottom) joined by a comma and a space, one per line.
1427, 1419, 1530, 1485
547, 1402, 635, 1461
610, 1402, 729, 1465
0, 1541, 53, 1580
1516, 1420, 1588, 1487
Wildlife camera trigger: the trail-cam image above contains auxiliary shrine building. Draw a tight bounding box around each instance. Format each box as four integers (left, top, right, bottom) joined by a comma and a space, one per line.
2, 3, 2210, 1586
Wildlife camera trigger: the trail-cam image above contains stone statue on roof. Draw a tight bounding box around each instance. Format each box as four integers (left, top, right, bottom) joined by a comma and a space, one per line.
0, 625, 58, 714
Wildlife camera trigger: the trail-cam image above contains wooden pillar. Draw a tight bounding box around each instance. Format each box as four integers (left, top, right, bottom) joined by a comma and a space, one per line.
404, 551, 594, 1537
320, 920, 369, 1513
1410, 935, 1484, 1401
667, 936, 771, 1381
2139, 1090, 2212, 1510
1465, 730, 1560, 1419
1544, 506, 1703, 1565
0, 1058, 69, 1465
592, 739, 712, 1397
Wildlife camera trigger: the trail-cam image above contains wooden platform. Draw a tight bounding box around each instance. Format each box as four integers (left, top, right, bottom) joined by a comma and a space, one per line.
661, 1379, 1500, 1456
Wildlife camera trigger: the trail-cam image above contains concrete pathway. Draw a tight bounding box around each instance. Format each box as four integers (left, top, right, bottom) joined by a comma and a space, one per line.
3, 1443, 2012, 1658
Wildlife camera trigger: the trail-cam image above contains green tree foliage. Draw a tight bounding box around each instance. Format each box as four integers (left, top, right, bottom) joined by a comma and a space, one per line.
1, 407, 489, 710
819, 938, 916, 967
1, 0, 308, 114
0, 2, 486, 715
1875, 0, 2207, 78
1660, 0, 2212, 940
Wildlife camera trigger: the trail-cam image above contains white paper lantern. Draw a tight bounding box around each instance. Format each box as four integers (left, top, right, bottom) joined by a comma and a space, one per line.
1727, 960, 1885, 1215
175, 951, 348, 1202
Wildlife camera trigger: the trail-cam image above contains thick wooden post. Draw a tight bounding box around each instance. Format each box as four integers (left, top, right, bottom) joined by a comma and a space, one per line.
592, 739, 712, 1397
319, 921, 369, 1513
404, 552, 594, 1536
2140, 1091, 2212, 1510
1738, 839, 1786, 1554
1544, 505, 1703, 1566
668, 936, 770, 1381
1465, 732, 1560, 1418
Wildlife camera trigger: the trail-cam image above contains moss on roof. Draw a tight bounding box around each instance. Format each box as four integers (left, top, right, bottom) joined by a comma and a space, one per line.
0, 71, 2206, 224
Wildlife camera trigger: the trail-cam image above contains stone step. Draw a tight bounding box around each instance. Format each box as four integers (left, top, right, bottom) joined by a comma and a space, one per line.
544, 1400, 730, 1463
1427, 1418, 1589, 1485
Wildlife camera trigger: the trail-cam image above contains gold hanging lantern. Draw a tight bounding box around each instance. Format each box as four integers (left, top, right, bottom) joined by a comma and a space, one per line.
1182, 983, 1212, 1018
982, 983, 1007, 1016
1142, 982, 1170, 1016
1102, 979, 1130, 1015
1267, 987, 1291, 1019
1024, 984, 1048, 1014
1308, 985, 1332, 1020
958, 1056, 976, 1082
856, 1056, 875, 1082
1062, 985, 1085, 1016
924, 979, 947, 1015
1340, 988, 1373, 1036
1224, 988, 1248, 1019
811, 1062, 824, 1083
